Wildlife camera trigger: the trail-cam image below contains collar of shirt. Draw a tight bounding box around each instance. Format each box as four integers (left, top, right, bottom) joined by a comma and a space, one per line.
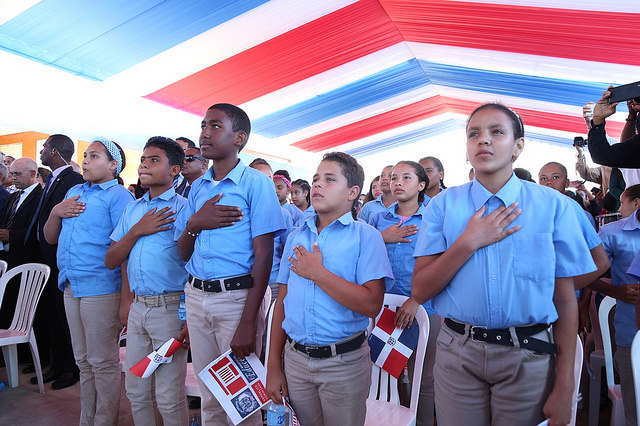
381, 202, 424, 220
142, 187, 176, 203
82, 178, 118, 191
303, 211, 353, 233
622, 210, 640, 231
470, 173, 521, 210
202, 159, 245, 185
51, 164, 71, 179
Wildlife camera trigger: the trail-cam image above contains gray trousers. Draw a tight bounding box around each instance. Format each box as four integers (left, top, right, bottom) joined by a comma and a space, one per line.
615, 345, 637, 426
434, 322, 555, 426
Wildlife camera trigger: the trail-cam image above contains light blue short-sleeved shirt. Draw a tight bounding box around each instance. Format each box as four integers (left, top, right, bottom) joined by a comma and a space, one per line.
174, 160, 286, 280
294, 205, 315, 228
277, 212, 393, 345
58, 179, 135, 296
282, 202, 304, 227
370, 204, 435, 315
110, 188, 188, 295
599, 211, 640, 347
358, 195, 388, 224
413, 174, 596, 329
270, 207, 293, 284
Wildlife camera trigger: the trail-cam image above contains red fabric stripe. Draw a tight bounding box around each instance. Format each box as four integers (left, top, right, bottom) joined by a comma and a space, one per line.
380, 0, 640, 66
381, 349, 407, 379
129, 357, 152, 378
377, 308, 398, 336
293, 96, 625, 152
145, 0, 403, 115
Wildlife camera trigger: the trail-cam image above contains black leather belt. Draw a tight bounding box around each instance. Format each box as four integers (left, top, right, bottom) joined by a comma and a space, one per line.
189, 274, 252, 293
288, 332, 367, 359
445, 319, 557, 355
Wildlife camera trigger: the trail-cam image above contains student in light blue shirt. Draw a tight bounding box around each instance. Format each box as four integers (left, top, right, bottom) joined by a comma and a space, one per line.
370, 160, 438, 426
105, 137, 189, 425
591, 185, 640, 425
175, 104, 285, 426
418, 156, 446, 206
44, 137, 134, 426
274, 169, 305, 226
412, 104, 597, 426
358, 165, 394, 223
267, 152, 393, 426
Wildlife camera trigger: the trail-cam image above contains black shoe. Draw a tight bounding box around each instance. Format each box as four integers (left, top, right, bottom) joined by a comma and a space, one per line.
22, 364, 35, 374
31, 369, 61, 385
51, 372, 79, 390
188, 397, 201, 409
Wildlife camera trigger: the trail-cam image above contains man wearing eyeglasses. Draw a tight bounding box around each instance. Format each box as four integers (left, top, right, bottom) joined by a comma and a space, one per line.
0, 158, 43, 327
178, 147, 208, 198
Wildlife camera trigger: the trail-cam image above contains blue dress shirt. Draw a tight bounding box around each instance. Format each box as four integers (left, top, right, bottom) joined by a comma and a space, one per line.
270, 207, 293, 284
599, 211, 640, 347
174, 160, 286, 280
277, 212, 393, 345
358, 195, 389, 224
58, 179, 135, 296
370, 203, 435, 315
110, 188, 188, 295
414, 174, 596, 329
282, 202, 304, 227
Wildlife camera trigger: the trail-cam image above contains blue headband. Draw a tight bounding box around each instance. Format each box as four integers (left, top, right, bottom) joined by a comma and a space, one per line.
91, 136, 122, 175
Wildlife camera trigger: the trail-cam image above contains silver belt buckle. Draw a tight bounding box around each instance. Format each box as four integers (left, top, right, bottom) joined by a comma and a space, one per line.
469, 327, 476, 341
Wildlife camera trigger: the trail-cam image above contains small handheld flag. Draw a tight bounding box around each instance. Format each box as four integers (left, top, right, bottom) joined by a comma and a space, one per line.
368, 307, 419, 378
129, 338, 183, 378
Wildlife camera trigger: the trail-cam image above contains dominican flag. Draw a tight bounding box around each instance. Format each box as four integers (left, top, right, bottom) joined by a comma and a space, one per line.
283, 397, 300, 426
129, 338, 183, 378
368, 308, 419, 378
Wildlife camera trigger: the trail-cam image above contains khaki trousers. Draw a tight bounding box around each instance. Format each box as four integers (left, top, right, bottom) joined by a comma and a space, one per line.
64, 287, 121, 426
124, 299, 188, 426
614, 346, 637, 426
434, 322, 555, 426
283, 338, 371, 426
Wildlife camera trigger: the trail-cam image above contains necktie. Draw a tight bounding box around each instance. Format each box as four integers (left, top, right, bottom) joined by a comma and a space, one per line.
5, 190, 24, 230
183, 185, 190, 198
25, 173, 53, 244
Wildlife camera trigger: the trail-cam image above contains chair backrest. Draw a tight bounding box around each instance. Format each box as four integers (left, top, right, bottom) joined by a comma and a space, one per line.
0, 260, 7, 277
3, 263, 50, 333
598, 296, 618, 387
589, 291, 604, 352
570, 334, 584, 426
631, 330, 640, 426
264, 297, 276, 366
366, 294, 429, 414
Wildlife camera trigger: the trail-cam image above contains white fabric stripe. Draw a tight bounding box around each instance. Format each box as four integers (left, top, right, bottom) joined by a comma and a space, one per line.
449, 0, 640, 13
371, 324, 414, 363
408, 42, 638, 85
106, 0, 358, 95
242, 43, 414, 118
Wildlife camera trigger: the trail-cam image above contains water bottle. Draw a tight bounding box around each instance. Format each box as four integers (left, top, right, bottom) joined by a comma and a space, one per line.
178, 294, 187, 330
188, 413, 200, 426
266, 401, 287, 426
0, 381, 7, 391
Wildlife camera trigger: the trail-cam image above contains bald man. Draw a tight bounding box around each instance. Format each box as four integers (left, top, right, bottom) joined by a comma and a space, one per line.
0, 158, 43, 327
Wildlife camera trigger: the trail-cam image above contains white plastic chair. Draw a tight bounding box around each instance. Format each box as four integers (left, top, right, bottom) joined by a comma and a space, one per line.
598, 296, 625, 425
570, 334, 584, 426
364, 294, 429, 426
0, 263, 50, 393
588, 291, 607, 426
631, 330, 640, 426
0, 260, 7, 277
185, 285, 272, 398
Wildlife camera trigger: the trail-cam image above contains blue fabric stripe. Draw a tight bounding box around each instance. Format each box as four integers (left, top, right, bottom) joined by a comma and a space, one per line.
252, 59, 432, 138
0, 0, 268, 81
346, 120, 575, 158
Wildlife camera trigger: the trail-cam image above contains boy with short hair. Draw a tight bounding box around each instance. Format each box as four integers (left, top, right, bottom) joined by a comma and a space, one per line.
266, 152, 393, 426
175, 103, 285, 425
105, 136, 189, 425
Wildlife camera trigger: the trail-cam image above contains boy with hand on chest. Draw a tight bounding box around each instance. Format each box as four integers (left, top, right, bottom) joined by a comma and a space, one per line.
105, 136, 189, 425
175, 103, 285, 425
266, 152, 393, 426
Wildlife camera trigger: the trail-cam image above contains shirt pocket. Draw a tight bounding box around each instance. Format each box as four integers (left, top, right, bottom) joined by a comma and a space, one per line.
512, 233, 555, 282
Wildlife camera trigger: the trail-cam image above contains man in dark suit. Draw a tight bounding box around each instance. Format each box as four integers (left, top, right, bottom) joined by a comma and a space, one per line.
0, 158, 43, 327
29, 134, 84, 389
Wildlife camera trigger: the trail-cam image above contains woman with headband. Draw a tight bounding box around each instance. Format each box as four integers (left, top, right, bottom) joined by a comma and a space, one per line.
44, 136, 134, 425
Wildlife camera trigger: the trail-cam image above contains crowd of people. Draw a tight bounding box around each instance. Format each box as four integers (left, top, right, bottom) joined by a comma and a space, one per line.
0, 87, 639, 426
